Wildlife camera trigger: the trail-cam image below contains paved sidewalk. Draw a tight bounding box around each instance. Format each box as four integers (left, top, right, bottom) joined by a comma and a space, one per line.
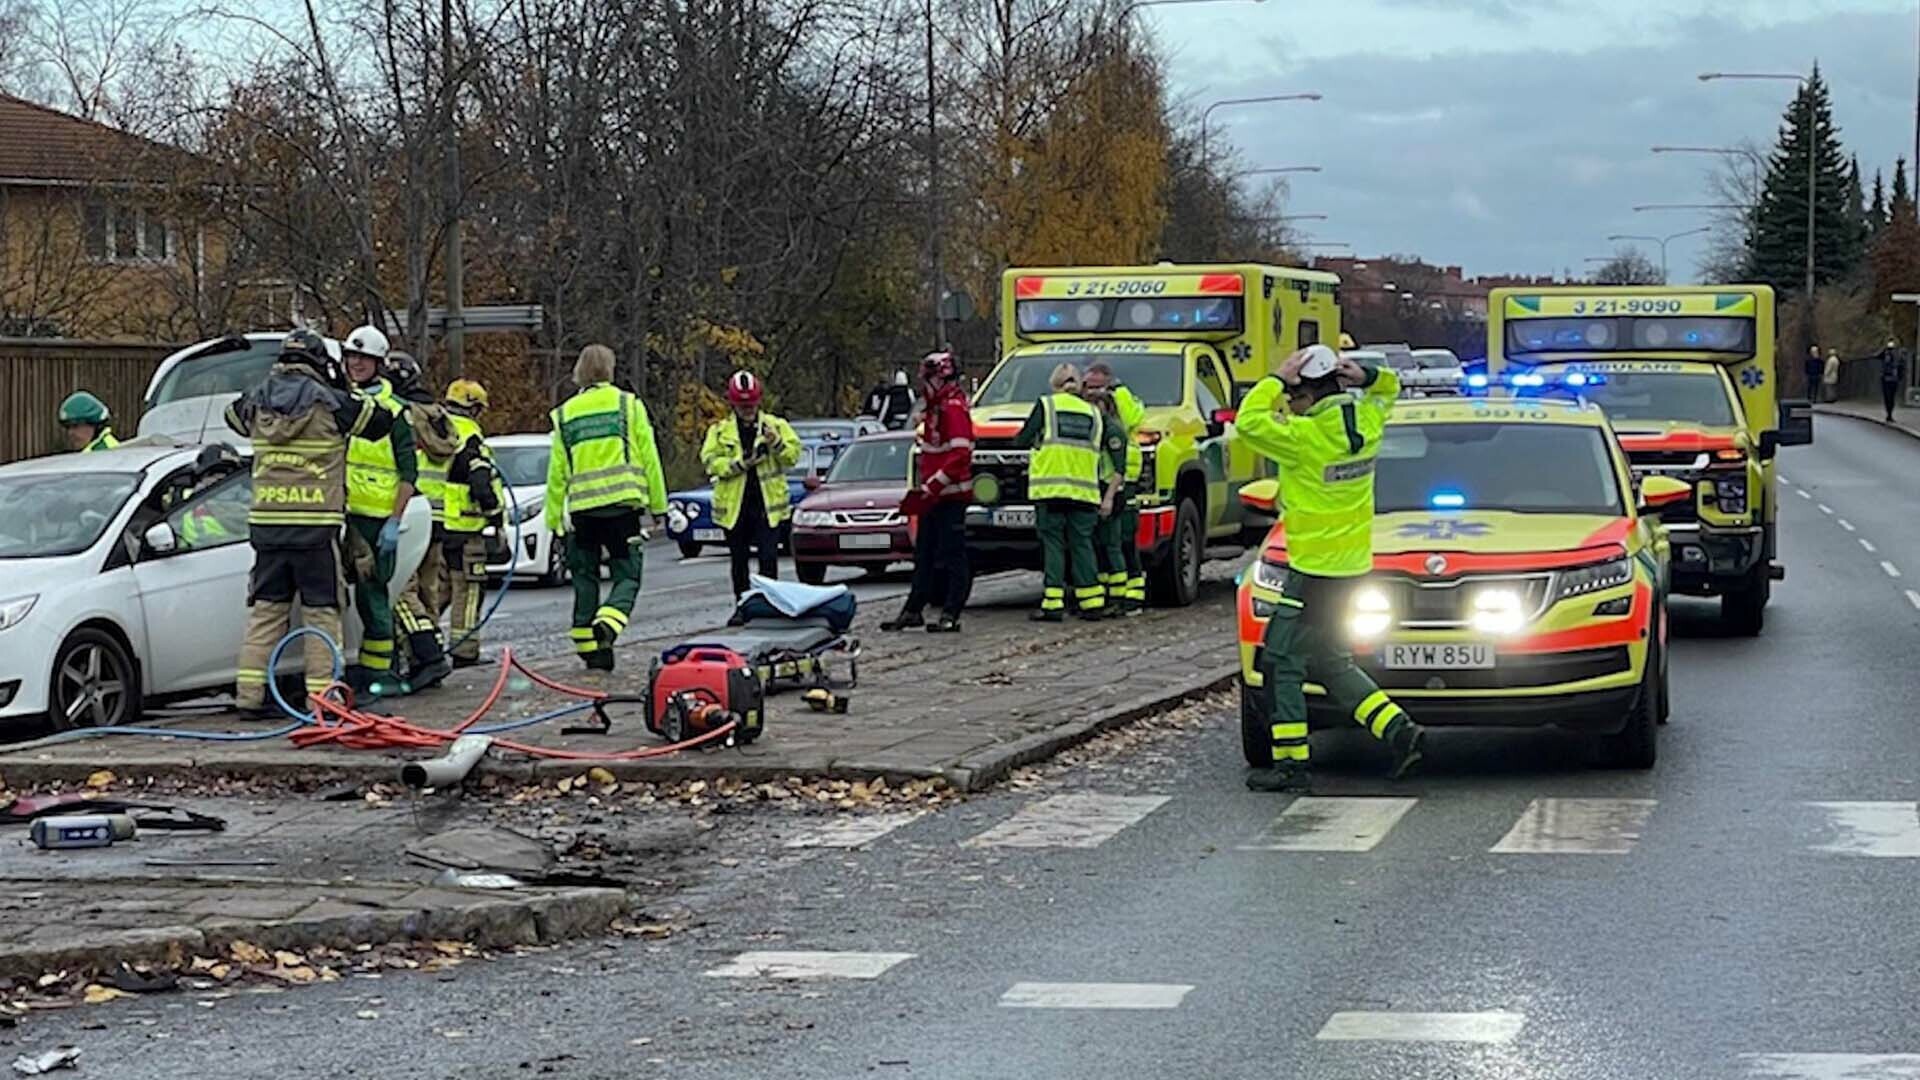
0, 567, 1243, 792
1816, 396, 1920, 441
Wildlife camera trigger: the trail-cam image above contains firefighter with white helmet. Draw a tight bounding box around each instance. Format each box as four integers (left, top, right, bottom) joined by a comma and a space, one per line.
339, 323, 418, 696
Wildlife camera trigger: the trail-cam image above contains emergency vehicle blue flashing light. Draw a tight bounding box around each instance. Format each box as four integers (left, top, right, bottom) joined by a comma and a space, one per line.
1466, 373, 1490, 389
1430, 491, 1467, 509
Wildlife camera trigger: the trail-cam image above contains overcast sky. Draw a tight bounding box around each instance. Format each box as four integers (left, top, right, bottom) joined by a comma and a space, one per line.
1150, 0, 1920, 281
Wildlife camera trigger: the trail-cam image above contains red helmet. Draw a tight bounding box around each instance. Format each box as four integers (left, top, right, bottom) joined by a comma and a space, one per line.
725, 370, 763, 405
920, 351, 958, 382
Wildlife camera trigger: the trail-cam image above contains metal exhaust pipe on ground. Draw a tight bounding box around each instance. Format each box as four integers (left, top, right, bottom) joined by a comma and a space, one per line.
400, 734, 494, 791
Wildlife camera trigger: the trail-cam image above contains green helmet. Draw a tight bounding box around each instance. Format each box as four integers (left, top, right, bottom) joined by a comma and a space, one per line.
58, 391, 109, 427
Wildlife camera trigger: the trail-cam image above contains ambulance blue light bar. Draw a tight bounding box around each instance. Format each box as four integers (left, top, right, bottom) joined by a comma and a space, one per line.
1430, 491, 1467, 509
1461, 371, 1607, 397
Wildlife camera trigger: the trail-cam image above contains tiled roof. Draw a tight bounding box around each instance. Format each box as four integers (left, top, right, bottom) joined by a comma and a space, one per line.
0, 94, 187, 184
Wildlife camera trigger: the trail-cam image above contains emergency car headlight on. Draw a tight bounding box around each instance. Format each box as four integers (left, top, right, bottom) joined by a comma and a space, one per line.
1347, 586, 1393, 640
1552, 557, 1633, 603
1252, 559, 1289, 594
794, 510, 833, 528
1469, 588, 1526, 635
0, 594, 36, 633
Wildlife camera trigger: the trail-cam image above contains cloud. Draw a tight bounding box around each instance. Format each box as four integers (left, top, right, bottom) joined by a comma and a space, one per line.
1451, 188, 1494, 220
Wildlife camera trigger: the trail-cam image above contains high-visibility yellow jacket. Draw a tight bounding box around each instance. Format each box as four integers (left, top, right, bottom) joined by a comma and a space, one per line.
1113, 385, 1146, 483
1015, 393, 1108, 505
444, 413, 504, 534
543, 383, 667, 533
82, 429, 119, 453
345, 379, 418, 519
700, 412, 803, 529
1235, 363, 1400, 578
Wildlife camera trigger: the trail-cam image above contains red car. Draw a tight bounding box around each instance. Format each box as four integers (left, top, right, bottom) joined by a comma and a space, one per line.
791, 432, 914, 584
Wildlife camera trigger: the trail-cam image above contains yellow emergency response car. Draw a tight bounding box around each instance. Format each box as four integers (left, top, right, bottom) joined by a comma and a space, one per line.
1236, 396, 1692, 769
970, 263, 1341, 605
1486, 285, 1813, 634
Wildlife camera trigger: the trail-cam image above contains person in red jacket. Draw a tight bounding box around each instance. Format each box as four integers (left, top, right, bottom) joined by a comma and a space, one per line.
883, 350, 974, 633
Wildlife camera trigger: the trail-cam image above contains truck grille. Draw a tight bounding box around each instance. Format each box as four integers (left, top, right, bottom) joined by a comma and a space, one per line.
971, 445, 1031, 505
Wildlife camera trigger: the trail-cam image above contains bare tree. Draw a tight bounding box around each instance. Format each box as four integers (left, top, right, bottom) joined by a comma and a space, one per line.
1591, 246, 1665, 286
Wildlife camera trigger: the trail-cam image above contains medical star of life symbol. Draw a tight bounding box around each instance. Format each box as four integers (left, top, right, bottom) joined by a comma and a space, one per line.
1740, 367, 1765, 389
1231, 342, 1253, 363
1396, 520, 1493, 541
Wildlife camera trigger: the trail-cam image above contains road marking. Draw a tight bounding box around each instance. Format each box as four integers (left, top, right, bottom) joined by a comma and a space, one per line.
1861, 538, 1878, 553
1237, 797, 1418, 853
783, 812, 924, 849
962, 794, 1170, 849
1884, 561, 1903, 579
1743, 1054, 1920, 1078
1797, 488, 1813, 499
1490, 798, 1657, 855
1315, 1011, 1526, 1044
1818, 503, 1834, 514
1838, 519, 1855, 532
1806, 802, 1920, 858
1779, 474, 1792, 485
705, 951, 915, 979
999, 983, 1193, 1010
1907, 590, 1920, 611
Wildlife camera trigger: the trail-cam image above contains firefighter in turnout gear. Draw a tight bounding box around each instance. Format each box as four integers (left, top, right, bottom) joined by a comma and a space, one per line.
386, 352, 458, 690
544, 344, 667, 671
59, 391, 119, 453
224, 328, 393, 717
437, 378, 504, 666
1084, 362, 1146, 616
702, 371, 803, 603
1015, 363, 1111, 622
338, 325, 418, 696
1236, 345, 1426, 792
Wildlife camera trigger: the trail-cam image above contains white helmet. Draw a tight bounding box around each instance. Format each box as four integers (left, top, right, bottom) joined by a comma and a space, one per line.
1298, 344, 1340, 380
345, 324, 390, 362
892, 370, 909, 386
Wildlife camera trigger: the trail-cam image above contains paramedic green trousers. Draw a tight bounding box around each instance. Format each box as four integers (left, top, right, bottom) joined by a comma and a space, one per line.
1259, 571, 1412, 764
566, 508, 646, 661
1036, 500, 1103, 614
345, 514, 396, 673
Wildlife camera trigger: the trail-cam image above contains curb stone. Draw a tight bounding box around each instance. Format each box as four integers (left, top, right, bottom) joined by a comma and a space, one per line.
1813, 403, 1920, 442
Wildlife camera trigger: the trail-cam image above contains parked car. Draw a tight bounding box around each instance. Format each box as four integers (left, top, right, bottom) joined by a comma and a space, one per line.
791, 432, 915, 584
1406, 348, 1467, 394
485, 433, 568, 587
663, 418, 882, 558
0, 442, 431, 730
139, 333, 344, 447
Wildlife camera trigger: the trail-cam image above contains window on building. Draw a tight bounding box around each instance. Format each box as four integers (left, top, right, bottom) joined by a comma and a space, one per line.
83, 201, 174, 264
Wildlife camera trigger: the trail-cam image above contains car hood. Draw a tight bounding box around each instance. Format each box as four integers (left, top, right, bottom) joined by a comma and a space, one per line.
799, 481, 908, 512
1262, 510, 1634, 568
138, 394, 247, 450
0, 551, 98, 599
1608, 419, 1748, 453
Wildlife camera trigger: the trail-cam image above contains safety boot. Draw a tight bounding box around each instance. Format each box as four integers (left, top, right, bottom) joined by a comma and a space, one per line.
1386, 720, 1425, 780
926, 614, 961, 633
1245, 763, 1312, 793
880, 608, 925, 631
584, 649, 616, 672
409, 656, 453, 693
343, 665, 386, 704
1029, 609, 1064, 623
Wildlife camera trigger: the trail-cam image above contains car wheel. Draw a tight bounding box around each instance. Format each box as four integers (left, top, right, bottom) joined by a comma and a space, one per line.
1595, 658, 1658, 770
1721, 566, 1769, 636
1239, 679, 1275, 768
677, 540, 702, 560
1147, 497, 1203, 607
49, 628, 138, 732
540, 541, 570, 588
796, 561, 828, 585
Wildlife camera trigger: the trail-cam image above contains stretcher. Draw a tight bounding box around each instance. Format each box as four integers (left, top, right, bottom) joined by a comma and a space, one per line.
676, 575, 861, 692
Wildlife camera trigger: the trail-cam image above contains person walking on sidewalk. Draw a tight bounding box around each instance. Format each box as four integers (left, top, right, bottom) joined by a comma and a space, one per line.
340, 325, 417, 697
702, 371, 802, 605
1236, 344, 1426, 792
1805, 345, 1825, 403
1822, 349, 1841, 404
1017, 363, 1109, 623
545, 344, 667, 671
1084, 362, 1146, 616
1879, 340, 1907, 421
224, 329, 393, 717
882, 351, 974, 633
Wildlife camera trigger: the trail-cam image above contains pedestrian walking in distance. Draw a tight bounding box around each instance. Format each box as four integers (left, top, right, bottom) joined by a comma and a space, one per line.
1822, 349, 1840, 405
1016, 363, 1110, 622
701, 371, 802, 607
1805, 345, 1824, 403
1879, 339, 1907, 422
544, 344, 667, 671
1236, 344, 1427, 792
882, 350, 974, 633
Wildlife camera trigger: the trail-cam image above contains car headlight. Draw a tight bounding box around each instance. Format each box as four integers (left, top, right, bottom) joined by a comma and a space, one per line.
1553, 557, 1633, 602
1470, 587, 1526, 635
794, 510, 833, 528
0, 594, 36, 632
1712, 475, 1746, 514
1252, 559, 1289, 593
1347, 586, 1393, 639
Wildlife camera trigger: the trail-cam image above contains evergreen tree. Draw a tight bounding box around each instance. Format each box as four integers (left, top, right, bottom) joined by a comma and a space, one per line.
1847, 154, 1867, 254
1743, 67, 1866, 291
1894, 157, 1914, 223
1870, 170, 1887, 234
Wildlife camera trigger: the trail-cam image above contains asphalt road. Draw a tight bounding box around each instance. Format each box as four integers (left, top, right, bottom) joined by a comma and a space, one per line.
30, 414, 1920, 1080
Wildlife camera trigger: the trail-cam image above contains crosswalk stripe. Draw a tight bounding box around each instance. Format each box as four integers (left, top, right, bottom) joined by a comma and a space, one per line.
704, 951, 915, 980
962, 793, 1170, 849
1742, 1054, 1920, 1078
1315, 1011, 1526, 1044
1489, 798, 1657, 855
1238, 797, 1417, 853
999, 982, 1193, 1010
1806, 801, 1920, 857
783, 812, 924, 849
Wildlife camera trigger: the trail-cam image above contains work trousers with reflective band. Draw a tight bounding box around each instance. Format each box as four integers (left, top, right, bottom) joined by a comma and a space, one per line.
567, 509, 645, 661
1258, 571, 1410, 764
235, 539, 346, 710
1093, 486, 1143, 607
441, 532, 488, 661
394, 538, 449, 670
1036, 499, 1102, 613
345, 515, 397, 672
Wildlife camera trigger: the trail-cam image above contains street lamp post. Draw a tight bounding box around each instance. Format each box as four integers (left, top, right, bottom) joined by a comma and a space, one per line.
1235, 165, 1322, 179
1651, 144, 1765, 194
1200, 93, 1322, 166
1699, 71, 1817, 314
1605, 227, 1712, 283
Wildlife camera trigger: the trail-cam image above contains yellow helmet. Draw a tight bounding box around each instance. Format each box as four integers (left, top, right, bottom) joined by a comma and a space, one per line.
446, 379, 489, 410
1337, 332, 1357, 350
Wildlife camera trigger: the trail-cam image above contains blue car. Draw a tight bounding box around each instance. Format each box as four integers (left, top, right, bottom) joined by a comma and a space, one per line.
664, 419, 882, 558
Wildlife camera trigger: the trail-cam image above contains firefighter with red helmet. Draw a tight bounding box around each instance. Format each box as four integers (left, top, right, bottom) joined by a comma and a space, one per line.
700, 370, 802, 602
883, 351, 974, 633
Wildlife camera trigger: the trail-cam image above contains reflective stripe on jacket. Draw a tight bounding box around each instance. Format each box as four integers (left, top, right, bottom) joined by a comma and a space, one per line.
346, 380, 405, 518
543, 383, 668, 533
700, 412, 803, 529
443, 414, 501, 533
1026, 393, 1105, 505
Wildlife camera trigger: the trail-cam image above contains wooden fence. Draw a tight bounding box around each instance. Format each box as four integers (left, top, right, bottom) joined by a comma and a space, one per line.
1, 339, 181, 464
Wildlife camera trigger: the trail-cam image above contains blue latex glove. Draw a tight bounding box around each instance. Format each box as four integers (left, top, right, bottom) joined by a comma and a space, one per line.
378, 518, 400, 561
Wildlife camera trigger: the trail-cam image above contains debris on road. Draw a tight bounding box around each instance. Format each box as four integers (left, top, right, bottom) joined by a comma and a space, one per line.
10, 1047, 79, 1075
